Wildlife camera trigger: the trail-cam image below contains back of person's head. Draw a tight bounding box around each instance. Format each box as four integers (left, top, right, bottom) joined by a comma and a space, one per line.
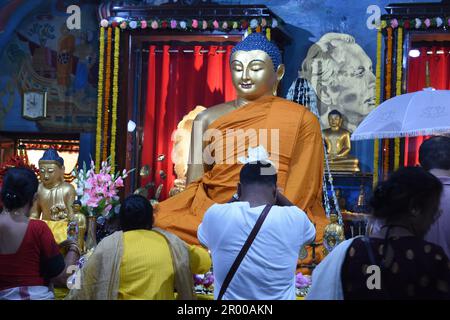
1, 167, 39, 211
370, 167, 442, 235
239, 161, 277, 187
119, 194, 153, 232
419, 136, 450, 171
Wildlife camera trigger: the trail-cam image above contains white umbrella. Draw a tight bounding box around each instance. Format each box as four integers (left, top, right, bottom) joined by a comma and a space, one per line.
351, 88, 450, 141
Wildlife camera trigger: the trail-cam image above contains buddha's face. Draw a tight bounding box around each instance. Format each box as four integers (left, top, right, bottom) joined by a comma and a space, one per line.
328, 114, 342, 129
230, 50, 282, 101
72, 203, 81, 212
39, 162, 64, 188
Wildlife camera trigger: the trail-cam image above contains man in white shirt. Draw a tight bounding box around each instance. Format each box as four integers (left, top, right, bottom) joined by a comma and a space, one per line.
198, 161, 316, 300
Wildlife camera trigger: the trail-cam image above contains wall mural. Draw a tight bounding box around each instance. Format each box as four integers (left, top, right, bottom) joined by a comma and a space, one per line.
0, 1, 98, 132
300, 33, 376, 132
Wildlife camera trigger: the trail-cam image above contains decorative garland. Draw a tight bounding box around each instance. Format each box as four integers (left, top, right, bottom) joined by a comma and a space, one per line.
373, 21, 384, 188
102, 27, 113, 162
110, 27, 120, 175
100, 17, 279, 32
95, 27, 105, 171
386, 17, 450, 30
383, 27, 393, 181
394, 27, 404, 171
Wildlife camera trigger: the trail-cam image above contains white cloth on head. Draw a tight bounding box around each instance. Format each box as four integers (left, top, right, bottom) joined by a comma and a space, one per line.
238, 145, 275, 168
198, 202, 315, 300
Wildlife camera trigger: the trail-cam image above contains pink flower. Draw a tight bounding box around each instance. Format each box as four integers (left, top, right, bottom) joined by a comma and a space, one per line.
141, 20, 147, 29
424, 18, 431, 28
390, 18, 398, 29
295, 273, 311, 289
115, 177, 124, 187
170, 20, 177, 29
212, 20, 219, 29
194, 274, 204, 286
202, 20, 208, 30
192, 19, 198, 28
203, 272, 214, 288
151, 21, 158, 29
100, 19, 109, 28
104, 204, 112, 215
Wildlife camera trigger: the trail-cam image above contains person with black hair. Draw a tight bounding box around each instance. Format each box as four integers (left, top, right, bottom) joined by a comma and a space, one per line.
66, 194, 211, 300
198, 161, 316, 300
308, 167, 450, 300
419, 136, 450, 259
0, 167, 80, 300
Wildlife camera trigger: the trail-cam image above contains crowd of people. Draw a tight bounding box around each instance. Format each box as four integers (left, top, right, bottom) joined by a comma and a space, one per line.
0, 136, 449, 300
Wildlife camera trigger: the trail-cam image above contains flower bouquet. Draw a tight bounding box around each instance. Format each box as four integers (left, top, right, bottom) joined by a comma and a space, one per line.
74, 159, 133, 218
295, 272, 312, 297
194, 271, 214, 295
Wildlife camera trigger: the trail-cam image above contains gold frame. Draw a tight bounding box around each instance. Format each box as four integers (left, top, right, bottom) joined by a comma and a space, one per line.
22, 91, 47, 120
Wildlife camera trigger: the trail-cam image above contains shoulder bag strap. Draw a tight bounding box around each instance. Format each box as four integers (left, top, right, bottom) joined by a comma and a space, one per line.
217, 204, 273, 300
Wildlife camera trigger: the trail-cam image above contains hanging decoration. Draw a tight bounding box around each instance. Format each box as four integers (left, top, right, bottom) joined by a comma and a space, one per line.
383, 27, 393, 181
384, 17, 449, 30
373, 21, 384, 187
102, 27, 113, 162
110, 27, 120, 174
394, 27, 404, 171
99, 17, 280, 32
95, 27, 105, 171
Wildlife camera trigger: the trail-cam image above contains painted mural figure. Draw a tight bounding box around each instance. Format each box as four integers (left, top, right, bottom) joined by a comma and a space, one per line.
300, 33, 376, 131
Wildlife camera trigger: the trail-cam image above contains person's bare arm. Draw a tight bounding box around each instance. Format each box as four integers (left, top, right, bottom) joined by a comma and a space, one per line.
51, 241, 80, 287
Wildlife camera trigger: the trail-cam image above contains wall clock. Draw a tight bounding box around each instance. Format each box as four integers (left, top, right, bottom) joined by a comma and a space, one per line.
22, 91, 47, 120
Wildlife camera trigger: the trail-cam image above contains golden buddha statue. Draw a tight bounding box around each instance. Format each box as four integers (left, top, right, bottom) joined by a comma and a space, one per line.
30, 148, 76, 243
155, 33, 327, 267
323, 110, 360, 172
353, 184, 369, 213
68, 200, 86, 253
322, 214, 345, 256
335, 188, 347, 212
186, 35, 285, 184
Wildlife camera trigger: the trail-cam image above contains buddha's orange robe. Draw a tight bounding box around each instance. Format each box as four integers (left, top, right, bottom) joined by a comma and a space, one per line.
155, 96, 327, 254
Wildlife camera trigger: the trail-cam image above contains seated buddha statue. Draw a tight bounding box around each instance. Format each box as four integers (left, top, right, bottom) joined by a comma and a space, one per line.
155, 32, 327, 262
322, 110, 360, 172
30, 148, 77, 243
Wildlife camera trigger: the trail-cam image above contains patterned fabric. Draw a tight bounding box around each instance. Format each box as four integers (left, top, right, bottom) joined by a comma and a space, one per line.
341, 237, 450, 299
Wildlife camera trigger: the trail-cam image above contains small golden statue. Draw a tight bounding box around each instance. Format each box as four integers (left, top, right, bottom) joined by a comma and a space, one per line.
68, 200, 86, 253
322, 214, 345, 256
323, 110, 360, 172
31, 148, 76, 221
353, 185, 369, 213
335, 188, 347, 212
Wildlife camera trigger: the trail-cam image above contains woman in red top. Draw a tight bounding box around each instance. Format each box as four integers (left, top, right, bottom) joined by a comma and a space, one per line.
0, 167, 80, 300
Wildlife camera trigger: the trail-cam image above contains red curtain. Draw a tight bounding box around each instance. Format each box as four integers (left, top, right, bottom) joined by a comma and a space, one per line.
404, 46, 450, 166
141, 45, 236, 200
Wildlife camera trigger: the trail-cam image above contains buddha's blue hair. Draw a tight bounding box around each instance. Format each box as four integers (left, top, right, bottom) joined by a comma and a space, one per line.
40, 148, 64, 166
231, 33, 282, 71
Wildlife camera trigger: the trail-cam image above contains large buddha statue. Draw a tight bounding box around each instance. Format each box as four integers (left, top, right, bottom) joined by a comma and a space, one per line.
30, 148, 77, 243
154, 33, 326, 256
322, 110, 360, 172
